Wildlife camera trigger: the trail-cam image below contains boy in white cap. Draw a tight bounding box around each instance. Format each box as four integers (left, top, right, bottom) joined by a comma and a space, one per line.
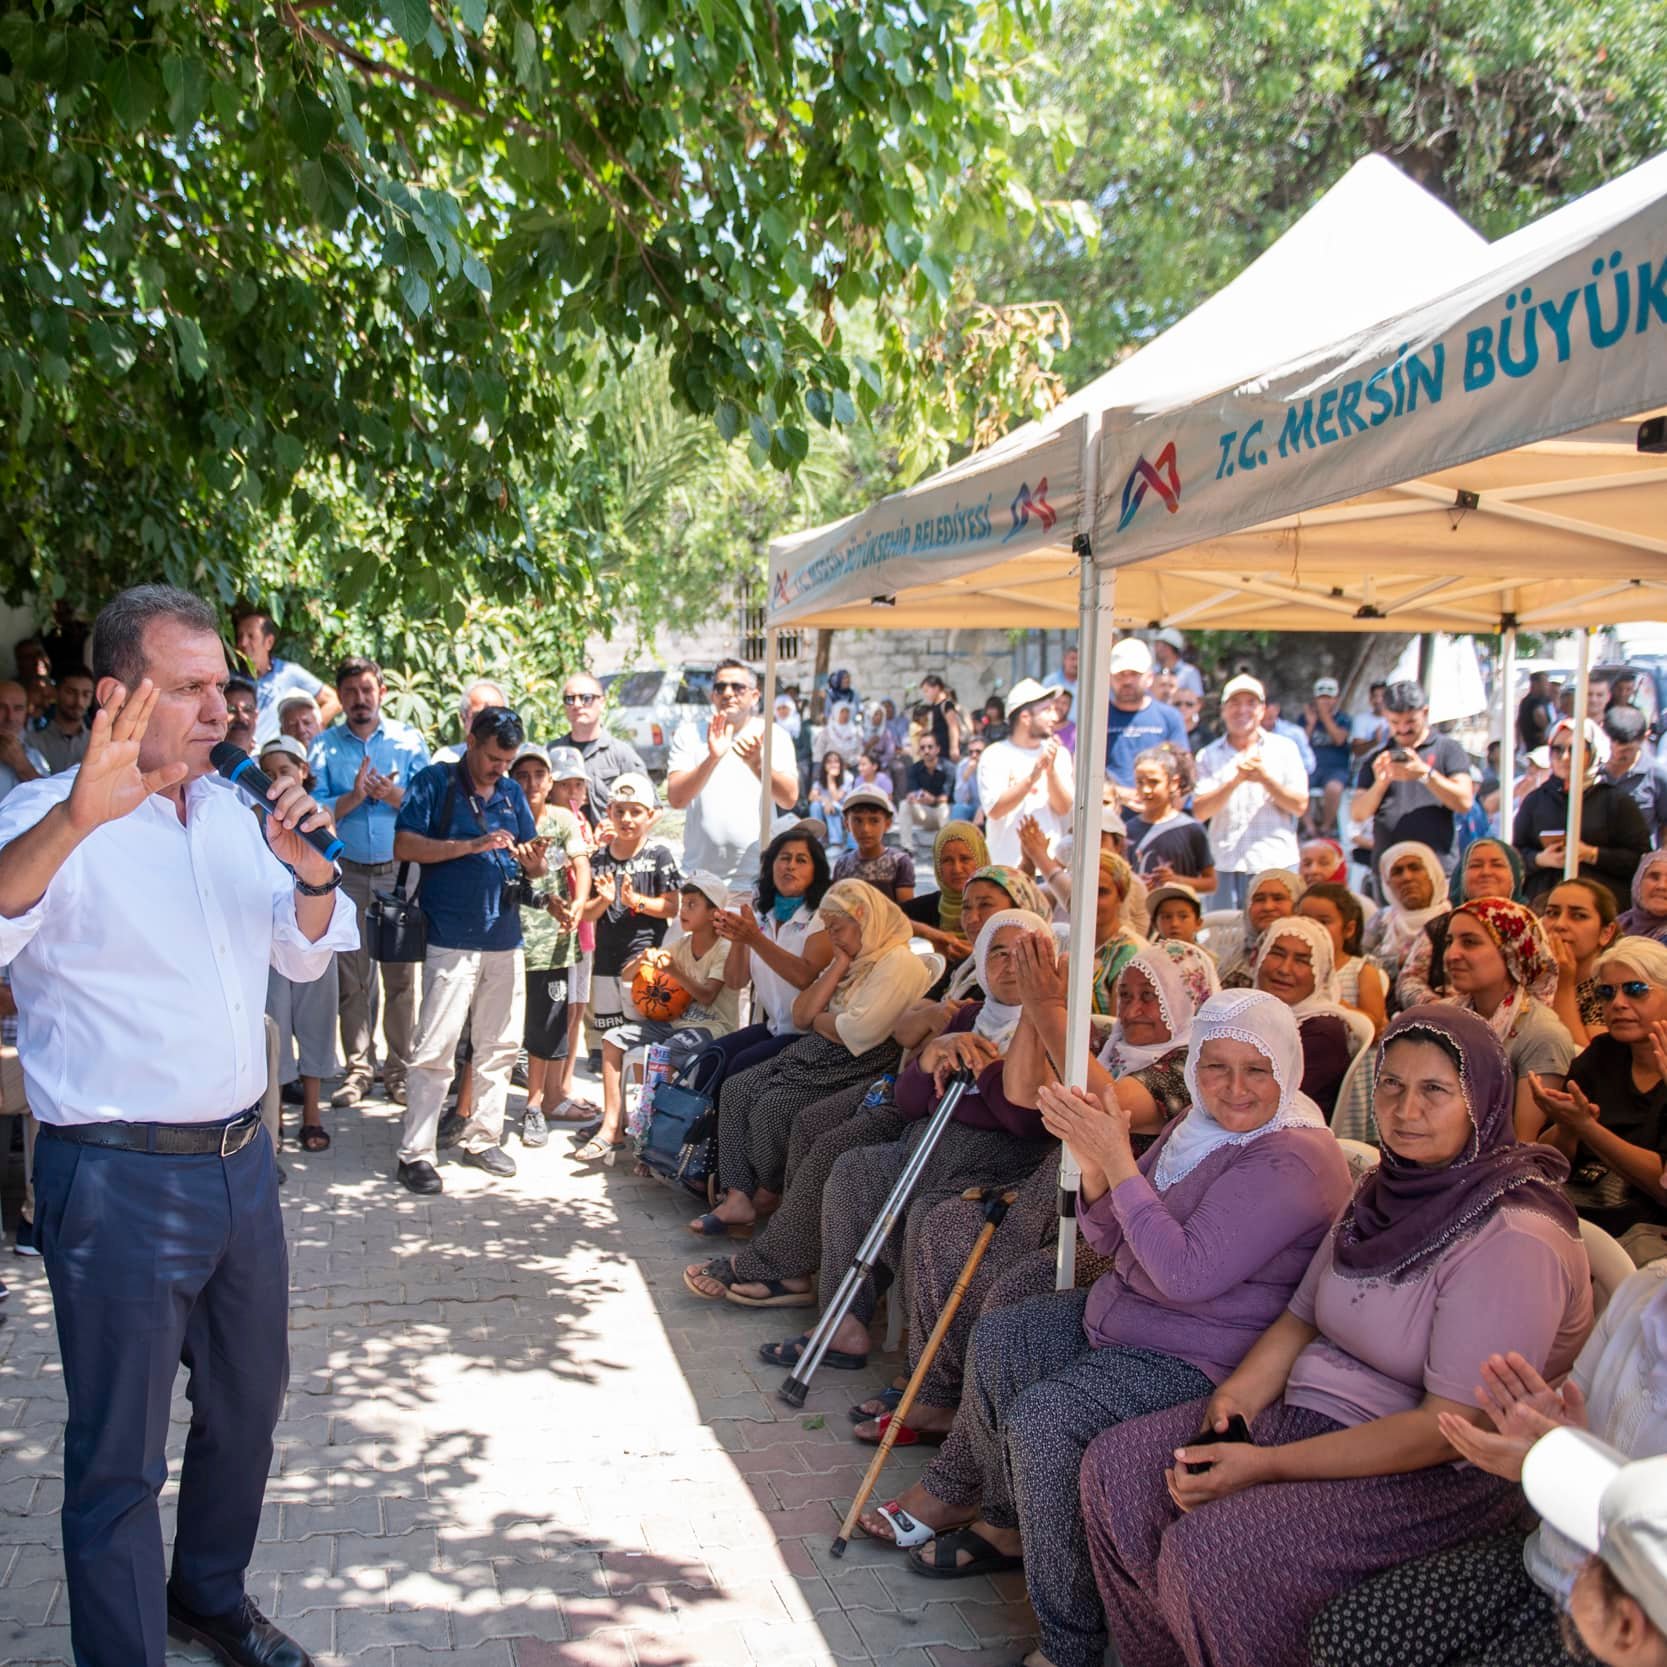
976, 678, 1074, 866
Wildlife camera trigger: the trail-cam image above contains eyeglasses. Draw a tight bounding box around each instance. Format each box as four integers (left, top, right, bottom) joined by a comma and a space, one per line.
562, 692, 601, 705
712, 680, 751, 695
1596, 979, 1653, 1002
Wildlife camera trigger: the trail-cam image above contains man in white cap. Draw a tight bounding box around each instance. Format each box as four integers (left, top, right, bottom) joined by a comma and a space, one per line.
1523, 1430, 1667, 1666
1104, 637, 1188, 801
1192, 672, 1310, 909
976, 678, 1074, 866
1303, 675, 1355, 839
1152, 628, 1203, 697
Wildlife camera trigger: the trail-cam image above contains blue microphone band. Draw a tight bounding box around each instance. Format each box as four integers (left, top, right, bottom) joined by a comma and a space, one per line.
227, 754, 345, 863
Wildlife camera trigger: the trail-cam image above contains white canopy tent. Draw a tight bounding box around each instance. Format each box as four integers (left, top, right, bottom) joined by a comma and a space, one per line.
760, 148, 1667, 1288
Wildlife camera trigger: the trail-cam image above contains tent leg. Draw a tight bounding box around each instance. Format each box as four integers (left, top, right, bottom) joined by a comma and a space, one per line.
1058, 540, 1115, 1291
761, 628, 780, 855
1566, 630, 1591, 880
1497, 625, 1516, 838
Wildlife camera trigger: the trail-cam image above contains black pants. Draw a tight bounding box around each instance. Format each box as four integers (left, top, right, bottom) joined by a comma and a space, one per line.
34, 1127, 290, 1667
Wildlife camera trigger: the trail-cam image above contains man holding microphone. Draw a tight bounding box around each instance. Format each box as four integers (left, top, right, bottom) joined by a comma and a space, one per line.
0, 585, 357, 1667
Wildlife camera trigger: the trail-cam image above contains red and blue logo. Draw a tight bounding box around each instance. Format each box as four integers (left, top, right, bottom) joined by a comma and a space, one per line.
1115, 442, 1181, 532
1002, 477, 1057, 543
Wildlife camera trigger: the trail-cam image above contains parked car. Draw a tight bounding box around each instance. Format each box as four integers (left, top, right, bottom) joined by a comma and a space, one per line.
600, 666, 715, 776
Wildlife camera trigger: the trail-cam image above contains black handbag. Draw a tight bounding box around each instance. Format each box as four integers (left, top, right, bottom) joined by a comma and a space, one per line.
640, 1043, 728, 1197
366, 768, 463, 964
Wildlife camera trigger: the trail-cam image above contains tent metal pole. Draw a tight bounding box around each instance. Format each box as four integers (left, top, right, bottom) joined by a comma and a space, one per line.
1057, 540, 1115, 1291
1565, 629, 1591, 880
1497, 626, 1517, 838
761, 627, 779, 856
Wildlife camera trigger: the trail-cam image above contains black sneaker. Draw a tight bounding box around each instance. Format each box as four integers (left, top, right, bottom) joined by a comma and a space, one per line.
436, 1111, 468, 1149
520, 1107, 549, 1148
396, 1160, 444, 1195
460, 1146, 517, 1179
13, 1217, 40, 1258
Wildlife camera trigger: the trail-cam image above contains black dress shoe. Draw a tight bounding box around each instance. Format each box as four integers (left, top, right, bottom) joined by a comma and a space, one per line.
460, 1145, 517, 1178
396, 1159, 444, 1195
167, 1591, 315, 1667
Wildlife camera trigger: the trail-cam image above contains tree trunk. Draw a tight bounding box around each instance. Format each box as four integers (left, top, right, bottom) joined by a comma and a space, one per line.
811, 628, 834, 721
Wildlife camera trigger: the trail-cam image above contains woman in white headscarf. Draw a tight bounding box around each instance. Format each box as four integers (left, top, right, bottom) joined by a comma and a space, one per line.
858, 991, 1351, 1667
771, 692, 802, 741
814, 700, 864, 765
1364, 840, 1451, 975
1215, 868, 1305, 989
1253, 915, 1362, 1116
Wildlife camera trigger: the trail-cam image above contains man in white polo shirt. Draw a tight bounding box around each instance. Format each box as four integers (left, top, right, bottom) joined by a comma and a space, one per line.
976, 677, 1074, 866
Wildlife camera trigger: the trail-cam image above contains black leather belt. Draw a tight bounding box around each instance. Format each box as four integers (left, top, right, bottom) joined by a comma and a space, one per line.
40, 1110, 264, 1158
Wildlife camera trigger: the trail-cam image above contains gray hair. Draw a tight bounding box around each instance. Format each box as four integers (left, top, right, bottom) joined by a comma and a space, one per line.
92, 585, 219, 688
456, 679, 507, 725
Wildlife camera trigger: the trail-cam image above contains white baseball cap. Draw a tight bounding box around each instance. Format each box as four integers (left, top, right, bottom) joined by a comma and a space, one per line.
1146, 881, 1204, 917
1101, 806, 1128, 838
1155, 627, 1187, 652
680, 870, 731, 908
1004, 677, 1063, 719
546, 746, 589, 783
1221, 673, 1266, 704
608, 771, 658, 807
1109, 638, 1153, 675
1523, 1429, 1667, 1633
841, 786, 897, 818
1313, 677, 1340, 698
258, 735, 308, 766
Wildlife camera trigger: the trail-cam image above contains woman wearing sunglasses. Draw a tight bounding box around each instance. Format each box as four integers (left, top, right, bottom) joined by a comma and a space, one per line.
1513, 718, 1649, 912
1529, 935, 1667, 1267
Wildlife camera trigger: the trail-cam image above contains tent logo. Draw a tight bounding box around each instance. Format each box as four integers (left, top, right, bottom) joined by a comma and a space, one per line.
1003, 478, 1057, 542
1115, 442, 1181, 532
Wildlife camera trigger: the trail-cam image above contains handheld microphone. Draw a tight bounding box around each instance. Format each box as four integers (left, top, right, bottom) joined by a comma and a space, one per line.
211, 742, 345, 864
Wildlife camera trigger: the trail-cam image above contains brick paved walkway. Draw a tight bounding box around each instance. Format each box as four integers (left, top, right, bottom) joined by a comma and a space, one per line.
0, 1086, 1038, 1666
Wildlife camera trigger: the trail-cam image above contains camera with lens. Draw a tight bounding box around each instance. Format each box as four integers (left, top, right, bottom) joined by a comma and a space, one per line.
500, 859, 540, 913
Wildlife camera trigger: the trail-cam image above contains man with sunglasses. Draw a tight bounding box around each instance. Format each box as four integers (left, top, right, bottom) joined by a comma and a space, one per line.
392, 706, 545, 1193
550, 672, 647, 826
665, 657, 798, 892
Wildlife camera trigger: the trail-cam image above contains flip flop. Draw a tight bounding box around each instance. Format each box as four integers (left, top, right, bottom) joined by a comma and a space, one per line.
758, 1334, 868, 1371
853, 1412, 946, 1448
862, 1501, 936, 1549
686, 1213, 755, 1240
848, 1387, 904, 1424
907, 1526, 1023, 1579
723, 1278, 815, 1310
682, 1259, 737, 1301
549, 1097, 602, 1124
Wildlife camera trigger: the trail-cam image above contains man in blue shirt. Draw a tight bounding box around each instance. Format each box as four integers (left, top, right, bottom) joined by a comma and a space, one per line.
1104, 637, 1188, 803
235, 609, 340, 744
392, 705, 542, 1194
309, 656, 432, 1108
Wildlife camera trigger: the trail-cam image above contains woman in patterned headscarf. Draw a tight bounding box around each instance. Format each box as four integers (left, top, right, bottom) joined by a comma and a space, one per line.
1394, 835, 1525, 1010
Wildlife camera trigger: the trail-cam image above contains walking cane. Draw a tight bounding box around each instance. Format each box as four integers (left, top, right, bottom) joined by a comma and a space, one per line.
831, 1185, 1015, 1556
778, 1068, 975, 1408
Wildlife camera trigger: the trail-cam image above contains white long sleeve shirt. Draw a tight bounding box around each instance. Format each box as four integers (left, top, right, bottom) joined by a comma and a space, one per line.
0, 771, 358, 1124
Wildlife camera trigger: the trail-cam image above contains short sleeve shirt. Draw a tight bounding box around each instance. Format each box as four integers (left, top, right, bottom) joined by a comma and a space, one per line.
518, 806, 589, 970
1125, 813, 1213, 881
1355, 732, 1473, 872
667, 716, 795, 891
977, 737, 1071, 866
832, 846, 916, 901
1569, 1034, 1667, 1230
668, 933, 740, 1035
590, 840, 681, 977
395, 763, 537, 952
1104, 699, 1188, 787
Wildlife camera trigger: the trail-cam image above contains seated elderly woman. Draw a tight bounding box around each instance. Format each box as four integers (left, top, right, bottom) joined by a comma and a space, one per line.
681, 866, 1045, 1301
1252, 915, 1361, 1117
1309, 1258, 1667, 1667
901, 820, 989, 972
1530, 934, 1667, 1268
1394, 836, 1521, 1009
1081, 1005, 1592, 1667
850, 938, 1220, 1447
694, 879, 931, 1236
858, 992, 1351, 1667
1364, 841, 1450, 987
1215, 869, 1304, 989
752, 910, 1062, 1373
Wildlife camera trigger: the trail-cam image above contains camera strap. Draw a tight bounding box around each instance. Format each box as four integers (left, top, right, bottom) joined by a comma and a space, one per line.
393, 764, 466, 900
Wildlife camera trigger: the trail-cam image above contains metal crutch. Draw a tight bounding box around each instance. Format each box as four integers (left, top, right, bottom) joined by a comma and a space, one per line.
831, 1186, 1015, 1556
778, 1068, 975, 1408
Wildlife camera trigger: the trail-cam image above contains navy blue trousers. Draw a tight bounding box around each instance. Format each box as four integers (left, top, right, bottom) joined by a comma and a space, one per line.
34, 1128, 289, 1667
707, 1022, 798, 1083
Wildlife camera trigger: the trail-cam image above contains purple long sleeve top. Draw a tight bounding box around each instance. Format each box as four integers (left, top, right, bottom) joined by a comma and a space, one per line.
1078, 1121, 1354, 1383
894, 1005, 1047, 1140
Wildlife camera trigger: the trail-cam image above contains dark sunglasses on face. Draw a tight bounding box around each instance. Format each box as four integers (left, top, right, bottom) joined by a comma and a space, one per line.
712, 680, 750, 694
1596, 979, 1652, 1002
563, 692, 601, 705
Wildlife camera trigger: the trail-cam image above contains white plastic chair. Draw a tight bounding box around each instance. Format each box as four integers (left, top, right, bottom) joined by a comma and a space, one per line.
1335, 1137, 1381, 1180
907, 941, 947, 989
1327, 1041, 1379, 1143
1578, 1218, 1635, 1318
1199, 911, 1242, 955
1336, 1006, 1377, 1060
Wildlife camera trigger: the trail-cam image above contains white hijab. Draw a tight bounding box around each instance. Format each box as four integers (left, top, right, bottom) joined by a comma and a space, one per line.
824, 702, 861, 750
1098, 939, 1220, 1076
1375, 840, 1450, 964
1154, 990, 1325, 1190
773, 695, 802, 740
1253, 914, 1352, 1022
970, 909, 1048, 1051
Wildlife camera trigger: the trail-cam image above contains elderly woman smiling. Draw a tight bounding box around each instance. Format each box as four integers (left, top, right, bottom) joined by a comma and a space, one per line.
1081, 1005, 1592, 1667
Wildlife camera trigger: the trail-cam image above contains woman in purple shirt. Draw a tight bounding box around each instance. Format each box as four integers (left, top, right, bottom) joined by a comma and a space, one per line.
859, 991, 1352, 1667
1083, 1004, 1593, 1667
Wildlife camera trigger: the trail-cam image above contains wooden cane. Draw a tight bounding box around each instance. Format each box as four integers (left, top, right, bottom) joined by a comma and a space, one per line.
830, 1187, 1017, 1556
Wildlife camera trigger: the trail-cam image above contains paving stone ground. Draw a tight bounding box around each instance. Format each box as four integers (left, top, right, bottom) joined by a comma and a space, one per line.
0, 1076, 1038, 1667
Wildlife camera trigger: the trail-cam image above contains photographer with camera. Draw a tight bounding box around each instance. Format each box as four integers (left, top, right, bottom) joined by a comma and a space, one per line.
392, 706, 544, 1194
1350, 679, 1474, 889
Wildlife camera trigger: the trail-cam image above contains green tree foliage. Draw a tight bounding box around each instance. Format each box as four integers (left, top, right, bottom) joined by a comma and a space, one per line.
0, 0, 1082, 636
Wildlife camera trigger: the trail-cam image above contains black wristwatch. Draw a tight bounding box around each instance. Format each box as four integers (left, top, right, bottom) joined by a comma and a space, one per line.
293, 867, 343, 896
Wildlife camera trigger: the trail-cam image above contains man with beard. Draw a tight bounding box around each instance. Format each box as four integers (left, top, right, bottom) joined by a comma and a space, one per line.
309, 656, 431, 1106
32, 668, 95, 774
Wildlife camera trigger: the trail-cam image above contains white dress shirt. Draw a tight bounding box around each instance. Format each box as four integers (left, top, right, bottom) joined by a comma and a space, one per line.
0, 771, 358, 1125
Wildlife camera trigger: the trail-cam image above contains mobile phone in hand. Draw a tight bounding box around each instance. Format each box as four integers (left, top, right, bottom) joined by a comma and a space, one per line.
1185, 1414, 1253, 1474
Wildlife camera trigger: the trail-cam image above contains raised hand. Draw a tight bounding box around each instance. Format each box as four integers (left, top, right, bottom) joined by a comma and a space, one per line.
1526, 1071, 1598, 1133
66, 681, 188, 835
707, 710, 736, 760
1013, 928, 1067, 1010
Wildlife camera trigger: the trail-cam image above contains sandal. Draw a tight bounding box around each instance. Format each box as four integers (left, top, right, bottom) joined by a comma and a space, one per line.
849, 1387, 904, 1424
682, 1259, 737, 1301
687, 1212, 755, 1240
853, 1412, 946, 1449
758, 1334, 868, 1371
549, 1097, 602, 1124
724, 1278, 815, 1310
572, 1137, 626, 1165
907, 1526, 1023, 1579
299, 1125, 331, 1153
862, 1500, 937, 1549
